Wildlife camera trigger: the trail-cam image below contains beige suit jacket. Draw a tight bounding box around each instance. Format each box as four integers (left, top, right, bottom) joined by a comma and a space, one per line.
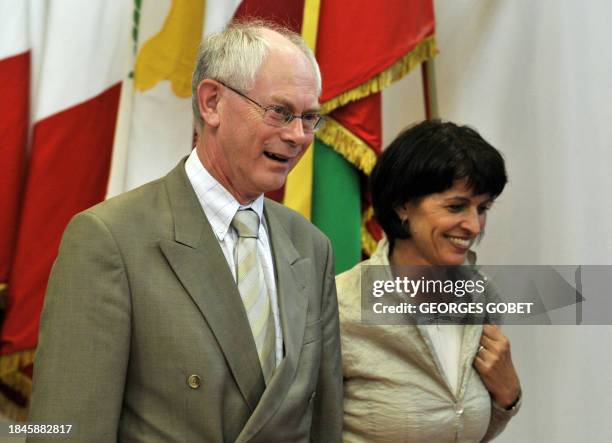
337, 239, 518, 442
29, 159, 343, 442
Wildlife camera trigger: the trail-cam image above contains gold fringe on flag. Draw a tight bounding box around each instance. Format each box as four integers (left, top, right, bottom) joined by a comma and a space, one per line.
361, 206, 379, 256
0, 395, 29, 422
0, 387, 30, 422
321, 36, 438, 115
0, 282, 7, 309
0, 349, 36, 422
316, 117, 378, 176
0, 349, 35, 377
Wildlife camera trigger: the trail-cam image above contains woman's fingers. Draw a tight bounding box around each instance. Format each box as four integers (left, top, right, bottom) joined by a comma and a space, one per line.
473, 326, 521, 408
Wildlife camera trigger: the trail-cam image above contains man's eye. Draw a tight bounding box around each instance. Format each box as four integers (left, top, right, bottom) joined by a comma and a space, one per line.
270, 106, 291, 118
302, 113, 320, 122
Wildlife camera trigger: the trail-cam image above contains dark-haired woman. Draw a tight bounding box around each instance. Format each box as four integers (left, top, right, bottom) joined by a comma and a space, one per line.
337, 120, 521, 442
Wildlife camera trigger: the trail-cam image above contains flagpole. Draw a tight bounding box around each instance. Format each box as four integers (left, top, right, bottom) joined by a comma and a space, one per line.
422, 58, 439, 119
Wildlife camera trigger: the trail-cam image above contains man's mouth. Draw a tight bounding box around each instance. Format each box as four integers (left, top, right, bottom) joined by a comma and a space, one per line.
264, 151, 290, 163
445, 235, 472, 249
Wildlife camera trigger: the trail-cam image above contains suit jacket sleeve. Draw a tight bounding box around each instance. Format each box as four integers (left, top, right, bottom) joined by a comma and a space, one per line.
310, 238, 343, 442
482, 393, 522, 441
28, 211, 131, 442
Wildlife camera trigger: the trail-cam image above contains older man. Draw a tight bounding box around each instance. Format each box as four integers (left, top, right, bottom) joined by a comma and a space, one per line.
29, 22, 342, 442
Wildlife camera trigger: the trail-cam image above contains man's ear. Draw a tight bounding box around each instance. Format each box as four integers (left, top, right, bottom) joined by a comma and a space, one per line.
197, 79, 222, 128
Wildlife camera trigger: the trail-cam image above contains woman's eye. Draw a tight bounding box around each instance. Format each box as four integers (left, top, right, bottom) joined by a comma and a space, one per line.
478, 205, 491, 214
447, 205, 464, 213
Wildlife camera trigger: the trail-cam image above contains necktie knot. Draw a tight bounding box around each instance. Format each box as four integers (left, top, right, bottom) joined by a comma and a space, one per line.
232, 209, 259, 238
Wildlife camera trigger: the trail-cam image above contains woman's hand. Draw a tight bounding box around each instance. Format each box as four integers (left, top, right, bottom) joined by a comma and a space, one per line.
473, 324, 521, 408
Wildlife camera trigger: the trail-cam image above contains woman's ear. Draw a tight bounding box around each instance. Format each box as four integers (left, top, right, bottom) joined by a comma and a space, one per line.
196, 79, 222, 128
395, 203, 410, 221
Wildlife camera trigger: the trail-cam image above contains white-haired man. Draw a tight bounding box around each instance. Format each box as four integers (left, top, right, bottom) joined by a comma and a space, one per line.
29, 22, 342, 442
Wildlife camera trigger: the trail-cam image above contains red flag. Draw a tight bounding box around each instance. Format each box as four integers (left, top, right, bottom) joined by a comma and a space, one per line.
0, 51, 29, 296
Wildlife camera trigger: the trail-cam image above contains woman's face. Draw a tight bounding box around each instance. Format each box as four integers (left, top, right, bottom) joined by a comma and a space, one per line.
396, 179, 493, 266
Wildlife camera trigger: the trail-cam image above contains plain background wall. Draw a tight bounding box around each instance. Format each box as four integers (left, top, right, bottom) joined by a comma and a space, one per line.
382, 1, 612, 441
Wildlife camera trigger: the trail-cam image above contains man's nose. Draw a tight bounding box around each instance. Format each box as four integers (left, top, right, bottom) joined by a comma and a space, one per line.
281, 117, 311, 145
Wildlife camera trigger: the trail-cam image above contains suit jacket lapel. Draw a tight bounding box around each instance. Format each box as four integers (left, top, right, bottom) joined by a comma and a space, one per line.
266, 205, 308, 372
158, 160, 265, 412
237, 203, 309, 442
458, 324, 483, 395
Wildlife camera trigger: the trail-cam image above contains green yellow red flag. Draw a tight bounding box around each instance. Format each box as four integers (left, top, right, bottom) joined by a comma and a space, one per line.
311, 0, 437, 272
235, 0, 437, 273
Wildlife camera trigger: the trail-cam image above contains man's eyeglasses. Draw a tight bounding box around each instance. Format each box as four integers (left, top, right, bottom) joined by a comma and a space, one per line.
217, 80, 325, 132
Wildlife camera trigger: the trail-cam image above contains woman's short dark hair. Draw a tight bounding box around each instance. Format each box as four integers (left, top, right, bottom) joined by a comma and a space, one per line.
371, 119, 507, 243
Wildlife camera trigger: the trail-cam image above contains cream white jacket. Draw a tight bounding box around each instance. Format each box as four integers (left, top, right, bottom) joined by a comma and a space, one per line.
337, 238, 519, 442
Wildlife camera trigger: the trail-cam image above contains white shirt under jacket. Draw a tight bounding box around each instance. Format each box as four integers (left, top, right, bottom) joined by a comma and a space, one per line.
185, 149, 283, 365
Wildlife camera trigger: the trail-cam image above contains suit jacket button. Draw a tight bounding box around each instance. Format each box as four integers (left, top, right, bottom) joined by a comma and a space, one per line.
187, 374, 201, 389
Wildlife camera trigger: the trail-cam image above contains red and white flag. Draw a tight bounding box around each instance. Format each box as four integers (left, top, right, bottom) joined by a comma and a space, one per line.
1, 0, 131, 420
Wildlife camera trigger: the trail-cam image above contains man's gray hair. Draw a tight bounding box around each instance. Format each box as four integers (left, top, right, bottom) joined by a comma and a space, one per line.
191, 20, 322, 132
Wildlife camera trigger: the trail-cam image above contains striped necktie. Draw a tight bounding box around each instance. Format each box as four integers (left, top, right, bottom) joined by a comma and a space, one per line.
231, 209, 276, 383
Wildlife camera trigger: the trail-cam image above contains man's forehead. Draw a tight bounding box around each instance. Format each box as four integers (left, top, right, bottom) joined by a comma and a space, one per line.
259, 28, 294, 49
261, 35, 307, 68
252, 47, 317, 96
244, 28, 320, 103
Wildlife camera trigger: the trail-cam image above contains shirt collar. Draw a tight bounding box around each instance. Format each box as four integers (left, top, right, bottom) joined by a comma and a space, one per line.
185, 149, 265, 241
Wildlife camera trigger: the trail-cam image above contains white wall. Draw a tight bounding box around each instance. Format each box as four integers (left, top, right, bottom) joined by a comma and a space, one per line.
382, 1, 612, 440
